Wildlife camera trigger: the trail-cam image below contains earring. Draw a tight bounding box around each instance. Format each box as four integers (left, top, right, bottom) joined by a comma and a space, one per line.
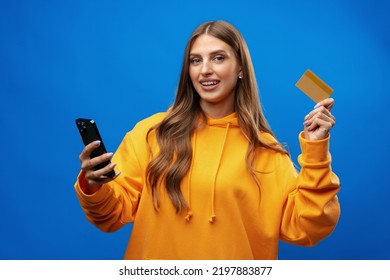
238, 75, 243, 79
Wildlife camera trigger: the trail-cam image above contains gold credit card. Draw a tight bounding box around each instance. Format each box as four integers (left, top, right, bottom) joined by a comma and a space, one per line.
295, 69, 333, 103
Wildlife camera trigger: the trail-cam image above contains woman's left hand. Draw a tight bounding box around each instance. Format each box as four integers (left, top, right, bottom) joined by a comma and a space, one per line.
303, 98, 336, 140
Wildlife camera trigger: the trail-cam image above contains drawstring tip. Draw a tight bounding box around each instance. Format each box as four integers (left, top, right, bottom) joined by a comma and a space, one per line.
185, 211, 193, 222
209, 215, 216, 223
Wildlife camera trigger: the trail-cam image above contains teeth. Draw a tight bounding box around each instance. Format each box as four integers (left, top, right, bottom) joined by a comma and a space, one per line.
201, 81, 219, 86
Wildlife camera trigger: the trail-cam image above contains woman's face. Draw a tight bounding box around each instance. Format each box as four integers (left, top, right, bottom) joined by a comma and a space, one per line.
189, 34, 242, 118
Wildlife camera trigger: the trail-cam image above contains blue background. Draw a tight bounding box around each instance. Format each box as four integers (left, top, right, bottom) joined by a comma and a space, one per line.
1, 0, 389, 259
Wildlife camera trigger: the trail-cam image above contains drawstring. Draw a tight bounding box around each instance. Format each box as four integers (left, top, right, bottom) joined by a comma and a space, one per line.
209, 122, 230, 223
185, 131, 197, 222
184, 116, 234, 223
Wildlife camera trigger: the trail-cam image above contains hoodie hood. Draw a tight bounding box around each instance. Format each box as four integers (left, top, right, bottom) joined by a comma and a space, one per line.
205, 112, 239, 128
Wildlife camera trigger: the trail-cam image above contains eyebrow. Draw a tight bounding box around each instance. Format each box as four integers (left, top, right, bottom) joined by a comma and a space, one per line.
189, 49, 228, 57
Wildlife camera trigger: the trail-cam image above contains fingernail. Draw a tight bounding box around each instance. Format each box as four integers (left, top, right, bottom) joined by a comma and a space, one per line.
314, 103, 320, 109
93, 140, 101, 146
107, 152, 114, 158
304, 114, 309, 120
304, 120, 309, 126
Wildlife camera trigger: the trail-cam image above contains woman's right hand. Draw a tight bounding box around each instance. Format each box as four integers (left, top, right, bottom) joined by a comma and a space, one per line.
79, 140, 119, 194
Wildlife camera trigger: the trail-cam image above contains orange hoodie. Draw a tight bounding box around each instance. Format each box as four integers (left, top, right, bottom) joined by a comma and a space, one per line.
74, 112, 340, 259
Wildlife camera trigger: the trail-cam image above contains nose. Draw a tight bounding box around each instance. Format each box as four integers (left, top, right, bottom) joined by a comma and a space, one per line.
200, 60, 213, 76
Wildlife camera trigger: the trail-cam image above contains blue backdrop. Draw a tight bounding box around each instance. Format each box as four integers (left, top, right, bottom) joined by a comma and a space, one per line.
1, 0, 389, 259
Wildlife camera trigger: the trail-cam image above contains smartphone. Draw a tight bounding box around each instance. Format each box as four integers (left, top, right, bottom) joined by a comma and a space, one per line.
75, 118, 115, 178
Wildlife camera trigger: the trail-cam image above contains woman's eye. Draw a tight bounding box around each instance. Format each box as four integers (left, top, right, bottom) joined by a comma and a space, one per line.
190, 58, 201, 64
213, 55, 225, 63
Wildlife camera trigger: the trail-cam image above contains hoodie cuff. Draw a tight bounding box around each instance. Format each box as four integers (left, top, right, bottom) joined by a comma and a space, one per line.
75, 171, 112, 204
298, 131, 330, 164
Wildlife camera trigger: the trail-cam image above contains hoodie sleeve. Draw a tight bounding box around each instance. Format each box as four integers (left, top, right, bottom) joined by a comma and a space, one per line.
279, 132, 340, 246
74, 132, 144, 233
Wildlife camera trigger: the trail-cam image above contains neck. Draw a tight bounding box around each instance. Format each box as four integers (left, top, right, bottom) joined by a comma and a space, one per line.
200, 101, 235, 119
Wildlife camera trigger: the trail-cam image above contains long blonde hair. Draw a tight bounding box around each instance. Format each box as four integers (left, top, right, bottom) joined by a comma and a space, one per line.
146, 20, 288, 212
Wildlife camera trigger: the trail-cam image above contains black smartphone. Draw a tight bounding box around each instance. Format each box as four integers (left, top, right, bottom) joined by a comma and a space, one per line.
75, 118, 115, 178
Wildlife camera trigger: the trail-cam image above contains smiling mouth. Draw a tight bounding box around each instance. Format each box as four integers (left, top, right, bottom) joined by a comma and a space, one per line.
200, 81, 220, 86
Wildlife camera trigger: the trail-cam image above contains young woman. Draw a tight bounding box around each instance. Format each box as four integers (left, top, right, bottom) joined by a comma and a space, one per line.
75, 20, 340, 259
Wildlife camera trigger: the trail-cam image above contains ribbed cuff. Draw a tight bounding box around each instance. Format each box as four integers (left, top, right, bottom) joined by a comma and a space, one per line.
298, 132, 330, 164
75, 171, 112, 204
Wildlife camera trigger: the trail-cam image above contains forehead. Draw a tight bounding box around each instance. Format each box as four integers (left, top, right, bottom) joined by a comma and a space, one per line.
190, 34, 235, 55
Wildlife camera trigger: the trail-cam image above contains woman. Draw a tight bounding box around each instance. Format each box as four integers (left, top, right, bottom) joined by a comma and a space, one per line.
75, 20, 340, 259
